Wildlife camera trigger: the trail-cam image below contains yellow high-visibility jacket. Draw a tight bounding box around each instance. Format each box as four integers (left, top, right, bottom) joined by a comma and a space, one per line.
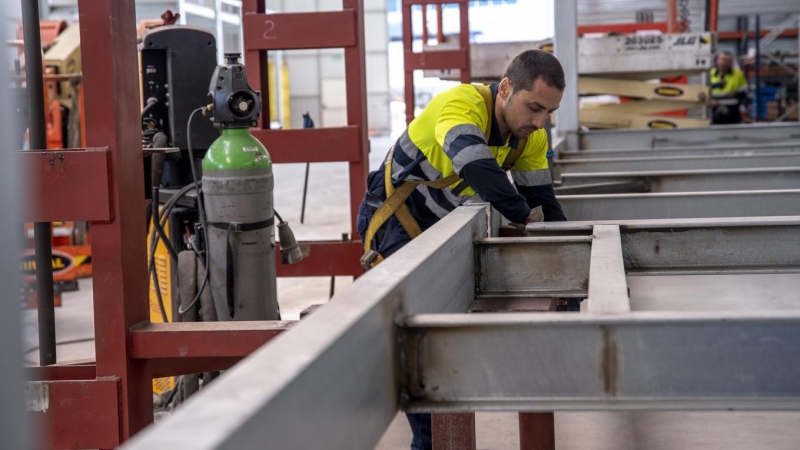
378, 82, 564, 226
710, 67, 748, 95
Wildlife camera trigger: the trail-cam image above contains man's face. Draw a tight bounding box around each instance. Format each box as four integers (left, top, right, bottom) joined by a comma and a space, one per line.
500, 78, 562, 140
717, 53, 733, 72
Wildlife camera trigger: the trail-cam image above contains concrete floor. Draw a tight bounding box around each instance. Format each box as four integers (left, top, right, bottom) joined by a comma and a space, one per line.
21, 134, 800, 449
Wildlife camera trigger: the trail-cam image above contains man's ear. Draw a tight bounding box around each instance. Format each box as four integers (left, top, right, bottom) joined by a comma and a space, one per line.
499, 77, 512, 99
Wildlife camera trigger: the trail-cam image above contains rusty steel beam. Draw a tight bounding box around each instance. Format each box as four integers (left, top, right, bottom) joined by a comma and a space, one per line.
404, 49, 470, 71
243, 11, 357, 50
146, 357, 244, 379
77, 0, 152, 440
243, 0, 368, 250
129, 321, 291, 359
26, 378, 120, 450
25, 362, 96, 382
251, 128, 363, 164
276, 240, 364, 277
19, 148, 111, 222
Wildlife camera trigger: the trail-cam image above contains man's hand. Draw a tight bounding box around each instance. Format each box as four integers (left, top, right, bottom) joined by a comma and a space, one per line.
526, 206, 544, 224
507, 206, 545, 235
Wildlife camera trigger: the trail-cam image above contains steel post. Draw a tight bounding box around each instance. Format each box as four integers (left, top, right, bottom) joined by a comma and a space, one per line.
432, 413, 476, 450
554, 0, 579, 150
77, 0, 152, 439
22, 0, 57, 367
519, 413, 555, 450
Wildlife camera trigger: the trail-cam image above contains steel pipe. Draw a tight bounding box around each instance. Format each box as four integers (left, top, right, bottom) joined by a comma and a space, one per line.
22, 0, 56, 366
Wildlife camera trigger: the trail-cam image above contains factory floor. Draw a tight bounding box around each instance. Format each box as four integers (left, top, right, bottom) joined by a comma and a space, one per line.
21, 135, 800, 449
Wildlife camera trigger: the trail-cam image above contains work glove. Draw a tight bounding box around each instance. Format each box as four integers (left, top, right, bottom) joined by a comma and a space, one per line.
522, 206, 544, 236
508, 206, 544, 235
526, 206, 544, 224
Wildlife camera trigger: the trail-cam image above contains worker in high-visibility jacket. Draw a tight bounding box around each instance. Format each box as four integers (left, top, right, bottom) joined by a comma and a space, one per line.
356, 48, 567, 449
710, 51, 749, 124
358, 49, 566, 270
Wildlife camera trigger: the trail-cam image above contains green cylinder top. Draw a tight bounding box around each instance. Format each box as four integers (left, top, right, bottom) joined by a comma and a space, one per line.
202, 128, 272, 171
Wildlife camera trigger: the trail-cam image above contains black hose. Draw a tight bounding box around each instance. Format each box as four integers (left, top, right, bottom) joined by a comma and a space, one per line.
141, 97, 158, 117
148, 181, 200, 323
177, 108, 211, 315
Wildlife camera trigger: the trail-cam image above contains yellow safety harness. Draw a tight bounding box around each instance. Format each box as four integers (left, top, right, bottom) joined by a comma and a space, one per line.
360, 85, 526, 270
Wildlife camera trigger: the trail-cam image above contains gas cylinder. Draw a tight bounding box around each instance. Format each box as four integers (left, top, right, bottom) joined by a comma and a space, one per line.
201, 53, 278, 321
202, 128, 278, 321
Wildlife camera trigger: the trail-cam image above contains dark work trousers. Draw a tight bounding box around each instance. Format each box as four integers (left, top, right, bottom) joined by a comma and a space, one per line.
357, 167, 434, 450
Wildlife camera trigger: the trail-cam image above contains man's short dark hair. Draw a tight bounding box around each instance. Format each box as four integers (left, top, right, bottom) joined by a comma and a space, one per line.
503, 50, 565, 93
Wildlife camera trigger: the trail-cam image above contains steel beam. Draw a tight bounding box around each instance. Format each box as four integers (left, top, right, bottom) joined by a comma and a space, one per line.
476, 237, 592, 296
129, 321, 291, 359
477, 219, 799, 302
242, 11, 357, 50
520, 217, 800, 275
559, 141, 800, 159
121, 207, 487, 450
25, 378, 121, 450
275, 240, 364, 278
19, 148, 111, 222
556, 153, 800, 174
559, 168, 800, 193
578, 122, 800, 149
558, 190, 800, 221
554, 0, 579, 150
403, 311, 800, 411
587, 226, 630, 314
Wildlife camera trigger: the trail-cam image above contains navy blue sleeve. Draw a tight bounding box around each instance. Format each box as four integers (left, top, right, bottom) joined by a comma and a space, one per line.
517, 184, 567, 222
460, 159, 531, 224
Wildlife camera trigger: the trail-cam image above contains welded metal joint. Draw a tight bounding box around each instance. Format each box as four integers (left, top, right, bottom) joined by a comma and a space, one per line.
599, 326, 619, 397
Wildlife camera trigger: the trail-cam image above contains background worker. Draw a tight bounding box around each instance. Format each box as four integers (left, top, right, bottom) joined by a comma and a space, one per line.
710, 51, 749, 124
356, 49, 567, 449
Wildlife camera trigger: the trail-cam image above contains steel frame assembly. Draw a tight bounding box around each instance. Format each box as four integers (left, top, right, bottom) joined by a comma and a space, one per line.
403, 0, 470, 124
19, 0, 800, 448
242, 0, 369, 278
122, 206, 800, 449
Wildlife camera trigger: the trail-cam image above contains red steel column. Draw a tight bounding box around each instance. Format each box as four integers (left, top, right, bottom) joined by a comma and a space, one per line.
432, 413, 476, 450
458, 1, 471, 84
344, 0, 370, 238
243, 0, 270, 126
403, 2, 415, 124
519, 413, 556, 450
77, 0, 152, 440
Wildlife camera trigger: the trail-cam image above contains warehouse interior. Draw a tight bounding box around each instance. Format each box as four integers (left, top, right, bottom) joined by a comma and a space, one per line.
2, 0, 800, 449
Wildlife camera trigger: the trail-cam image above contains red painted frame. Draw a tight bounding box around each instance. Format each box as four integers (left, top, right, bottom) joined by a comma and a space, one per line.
243, 0, 369, 279
403, 0, 471, 125
24, 1, 369, 446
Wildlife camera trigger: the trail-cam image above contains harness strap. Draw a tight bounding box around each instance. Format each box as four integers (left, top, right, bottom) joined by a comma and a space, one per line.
207, 217, 274, 319
361, 85, 527, 270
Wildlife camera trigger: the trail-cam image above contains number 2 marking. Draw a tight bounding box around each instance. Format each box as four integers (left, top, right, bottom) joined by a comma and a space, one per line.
263, 20, 276, 39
